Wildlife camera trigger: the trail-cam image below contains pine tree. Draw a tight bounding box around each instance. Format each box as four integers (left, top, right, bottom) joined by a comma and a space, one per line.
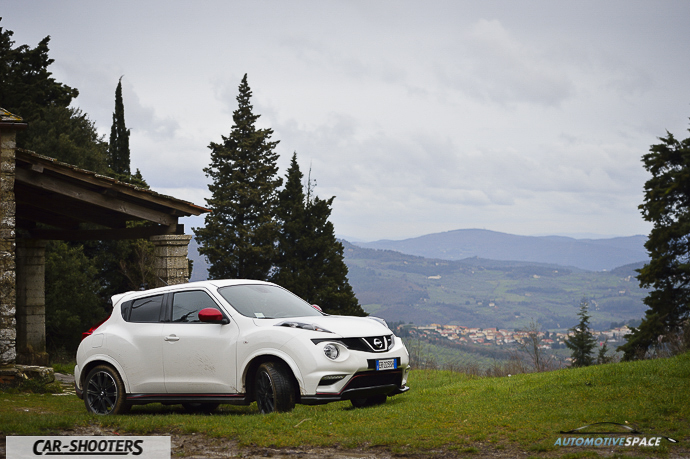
108, 77, 131, 178
619, 126, 690, 360
195, 74, 282, 280
272, 153, 366, 316
565, 298, 597, 367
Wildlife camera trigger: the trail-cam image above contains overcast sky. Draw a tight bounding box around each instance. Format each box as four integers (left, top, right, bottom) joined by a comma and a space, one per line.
4, 1, 690, 241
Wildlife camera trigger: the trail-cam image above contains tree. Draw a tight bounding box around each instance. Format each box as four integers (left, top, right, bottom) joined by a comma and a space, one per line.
195, 74, 282, 280
92, 78, 156, 295
0, 19, 107, 172
0, 18, 78, 128
272, 153, 366, 316
619, 127, 690, 360
597, 339, 613, 365
108, 77, 131, 178
565, 298, 596, 367
513, 320, 555, 372
45, 241, 106, 356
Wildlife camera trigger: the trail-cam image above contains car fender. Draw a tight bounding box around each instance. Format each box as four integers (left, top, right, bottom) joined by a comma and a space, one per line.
78, 354, 131, 393
239, 348, 305, 394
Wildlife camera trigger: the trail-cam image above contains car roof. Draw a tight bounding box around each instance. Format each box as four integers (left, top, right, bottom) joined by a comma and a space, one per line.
110, 279, 274, 305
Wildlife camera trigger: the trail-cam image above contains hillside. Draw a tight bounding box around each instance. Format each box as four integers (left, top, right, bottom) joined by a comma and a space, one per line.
356, 229, 648, 272
187, 237, 649, 331
342, 241, 648, 330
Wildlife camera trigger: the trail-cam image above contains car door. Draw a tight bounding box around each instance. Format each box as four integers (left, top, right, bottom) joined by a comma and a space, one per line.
162, 289, 239, 393
116, 294, 166, 394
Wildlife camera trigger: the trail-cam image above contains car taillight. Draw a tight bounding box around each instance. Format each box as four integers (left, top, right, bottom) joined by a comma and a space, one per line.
81, 316, 110, 341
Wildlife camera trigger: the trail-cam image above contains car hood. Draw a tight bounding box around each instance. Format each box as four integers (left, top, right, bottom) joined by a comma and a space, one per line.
257, 315, 391, 338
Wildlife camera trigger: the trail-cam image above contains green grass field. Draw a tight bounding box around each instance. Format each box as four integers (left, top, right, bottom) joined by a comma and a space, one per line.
2, 353, 689, 457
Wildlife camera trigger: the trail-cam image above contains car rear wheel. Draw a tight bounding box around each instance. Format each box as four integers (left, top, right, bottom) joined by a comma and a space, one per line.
84, 365, 130, 415
351, 394, 387, 408
255, 362, 295, 414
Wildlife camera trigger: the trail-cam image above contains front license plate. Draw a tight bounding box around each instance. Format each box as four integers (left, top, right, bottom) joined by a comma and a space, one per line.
376, 358, 397, 371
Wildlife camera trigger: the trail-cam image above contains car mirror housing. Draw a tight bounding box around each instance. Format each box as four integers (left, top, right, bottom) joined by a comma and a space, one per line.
198, 308, 229, 324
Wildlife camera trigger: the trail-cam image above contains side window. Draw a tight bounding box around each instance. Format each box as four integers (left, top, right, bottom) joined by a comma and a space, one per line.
121, 301, 132, 320
128, 295, 164, 323
172, 290, 221, 323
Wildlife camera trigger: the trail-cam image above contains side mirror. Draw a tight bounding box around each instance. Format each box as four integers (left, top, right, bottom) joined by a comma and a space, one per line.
311, 304, 323, 312
198, 308, 229, 324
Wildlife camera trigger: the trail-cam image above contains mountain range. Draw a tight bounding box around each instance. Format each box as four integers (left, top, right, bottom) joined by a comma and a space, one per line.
354, 229, 648, 272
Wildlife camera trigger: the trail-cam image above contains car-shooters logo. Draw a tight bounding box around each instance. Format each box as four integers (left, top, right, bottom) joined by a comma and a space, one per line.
555, 422, 678, 448
6, 436, 170, 459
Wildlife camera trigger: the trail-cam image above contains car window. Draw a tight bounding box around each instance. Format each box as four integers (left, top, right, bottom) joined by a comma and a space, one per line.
172, 290, 220, 323
128, 294, 164, 323
218, 284, 322, 319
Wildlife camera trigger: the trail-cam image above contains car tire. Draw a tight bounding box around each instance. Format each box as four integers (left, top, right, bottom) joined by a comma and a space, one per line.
255, 361, 295, 414
84, 365, 130, 415
351, 394, 387, 408
182, 403, 220, 413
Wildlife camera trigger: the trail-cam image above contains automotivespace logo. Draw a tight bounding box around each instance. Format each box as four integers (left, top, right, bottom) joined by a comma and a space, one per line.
555, 422, 678, 448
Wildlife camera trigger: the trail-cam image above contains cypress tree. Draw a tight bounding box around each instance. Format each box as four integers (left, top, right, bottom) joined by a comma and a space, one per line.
195, 74, 282, 280
565, 298, 597, 367
273, 153, 366, 316
108, 77, 131, 177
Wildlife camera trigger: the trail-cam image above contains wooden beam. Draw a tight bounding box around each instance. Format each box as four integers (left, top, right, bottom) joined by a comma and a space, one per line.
16, 167, 178, 226
16, 151, 209, 216
26, 224, 184, 241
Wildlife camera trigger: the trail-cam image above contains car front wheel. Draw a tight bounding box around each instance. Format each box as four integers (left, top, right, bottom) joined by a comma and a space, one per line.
255, 362, 295, 414
84, 365, 129, 415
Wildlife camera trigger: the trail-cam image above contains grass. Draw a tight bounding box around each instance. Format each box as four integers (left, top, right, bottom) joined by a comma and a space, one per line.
2, 353, 689, 457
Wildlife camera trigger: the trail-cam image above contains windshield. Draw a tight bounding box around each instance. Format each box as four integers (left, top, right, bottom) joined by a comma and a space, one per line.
218, 284, 323, 319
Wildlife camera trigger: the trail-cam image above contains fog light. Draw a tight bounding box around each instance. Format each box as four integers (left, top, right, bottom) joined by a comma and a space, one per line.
318, 374, 346, 386
323, 343, 340, 360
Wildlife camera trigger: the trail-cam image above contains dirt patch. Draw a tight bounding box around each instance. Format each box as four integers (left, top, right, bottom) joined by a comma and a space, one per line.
3, 427, 687, 459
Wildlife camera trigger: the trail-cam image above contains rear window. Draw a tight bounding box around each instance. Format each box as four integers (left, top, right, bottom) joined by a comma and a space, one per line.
126, 295, 164, 323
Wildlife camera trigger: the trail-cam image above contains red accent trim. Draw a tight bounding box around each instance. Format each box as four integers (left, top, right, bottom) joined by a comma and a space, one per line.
81, 315, 110, 341
127, 393, 244, 399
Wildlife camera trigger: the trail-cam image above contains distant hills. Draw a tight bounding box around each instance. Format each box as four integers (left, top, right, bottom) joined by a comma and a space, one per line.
341, 241, 648, 330
355, 229, 648, 272
187, 229, 651, 329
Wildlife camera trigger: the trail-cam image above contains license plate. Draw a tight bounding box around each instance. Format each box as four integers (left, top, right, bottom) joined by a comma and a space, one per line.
376, 358, 397, 371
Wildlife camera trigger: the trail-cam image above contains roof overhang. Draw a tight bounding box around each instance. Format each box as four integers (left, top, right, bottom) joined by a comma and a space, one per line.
15, 149, 209, 240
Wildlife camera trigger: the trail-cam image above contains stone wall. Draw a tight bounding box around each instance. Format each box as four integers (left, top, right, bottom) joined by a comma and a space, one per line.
0, 128, 17, 365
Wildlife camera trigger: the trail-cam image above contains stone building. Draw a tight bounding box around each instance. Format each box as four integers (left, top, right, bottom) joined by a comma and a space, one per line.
0, 109, 208, 368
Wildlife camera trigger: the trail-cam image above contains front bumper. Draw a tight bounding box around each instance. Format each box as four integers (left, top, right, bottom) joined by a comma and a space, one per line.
301, 368, 410, 405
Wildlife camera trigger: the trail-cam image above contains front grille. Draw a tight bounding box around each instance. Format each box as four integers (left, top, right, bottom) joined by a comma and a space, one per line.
344, 370, 403, 391
361, 335, 393, 352
312, 335, 394, 353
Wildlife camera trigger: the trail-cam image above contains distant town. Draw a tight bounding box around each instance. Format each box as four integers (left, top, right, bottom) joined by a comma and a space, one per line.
397, 323, 632, 349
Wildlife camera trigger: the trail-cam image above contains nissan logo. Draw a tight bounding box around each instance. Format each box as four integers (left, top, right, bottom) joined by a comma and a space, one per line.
373, 338, 384, 349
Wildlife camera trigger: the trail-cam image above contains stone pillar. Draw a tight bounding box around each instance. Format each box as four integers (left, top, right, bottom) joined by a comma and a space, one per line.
0, 125, 17, 365
150, 234, 193, 287
15, 239, 49, 366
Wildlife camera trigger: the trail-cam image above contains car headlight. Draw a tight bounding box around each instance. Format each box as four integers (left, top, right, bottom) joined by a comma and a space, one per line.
323, 343, 340, 360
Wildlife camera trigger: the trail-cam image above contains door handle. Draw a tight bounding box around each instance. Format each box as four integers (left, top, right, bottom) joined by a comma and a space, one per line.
164, 335, 179, 342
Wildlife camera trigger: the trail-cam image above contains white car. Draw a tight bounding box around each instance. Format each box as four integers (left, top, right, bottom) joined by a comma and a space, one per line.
75, 279, 410, 415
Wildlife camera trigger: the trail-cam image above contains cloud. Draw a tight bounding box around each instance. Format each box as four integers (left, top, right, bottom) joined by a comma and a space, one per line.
436, 19, 575, 107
